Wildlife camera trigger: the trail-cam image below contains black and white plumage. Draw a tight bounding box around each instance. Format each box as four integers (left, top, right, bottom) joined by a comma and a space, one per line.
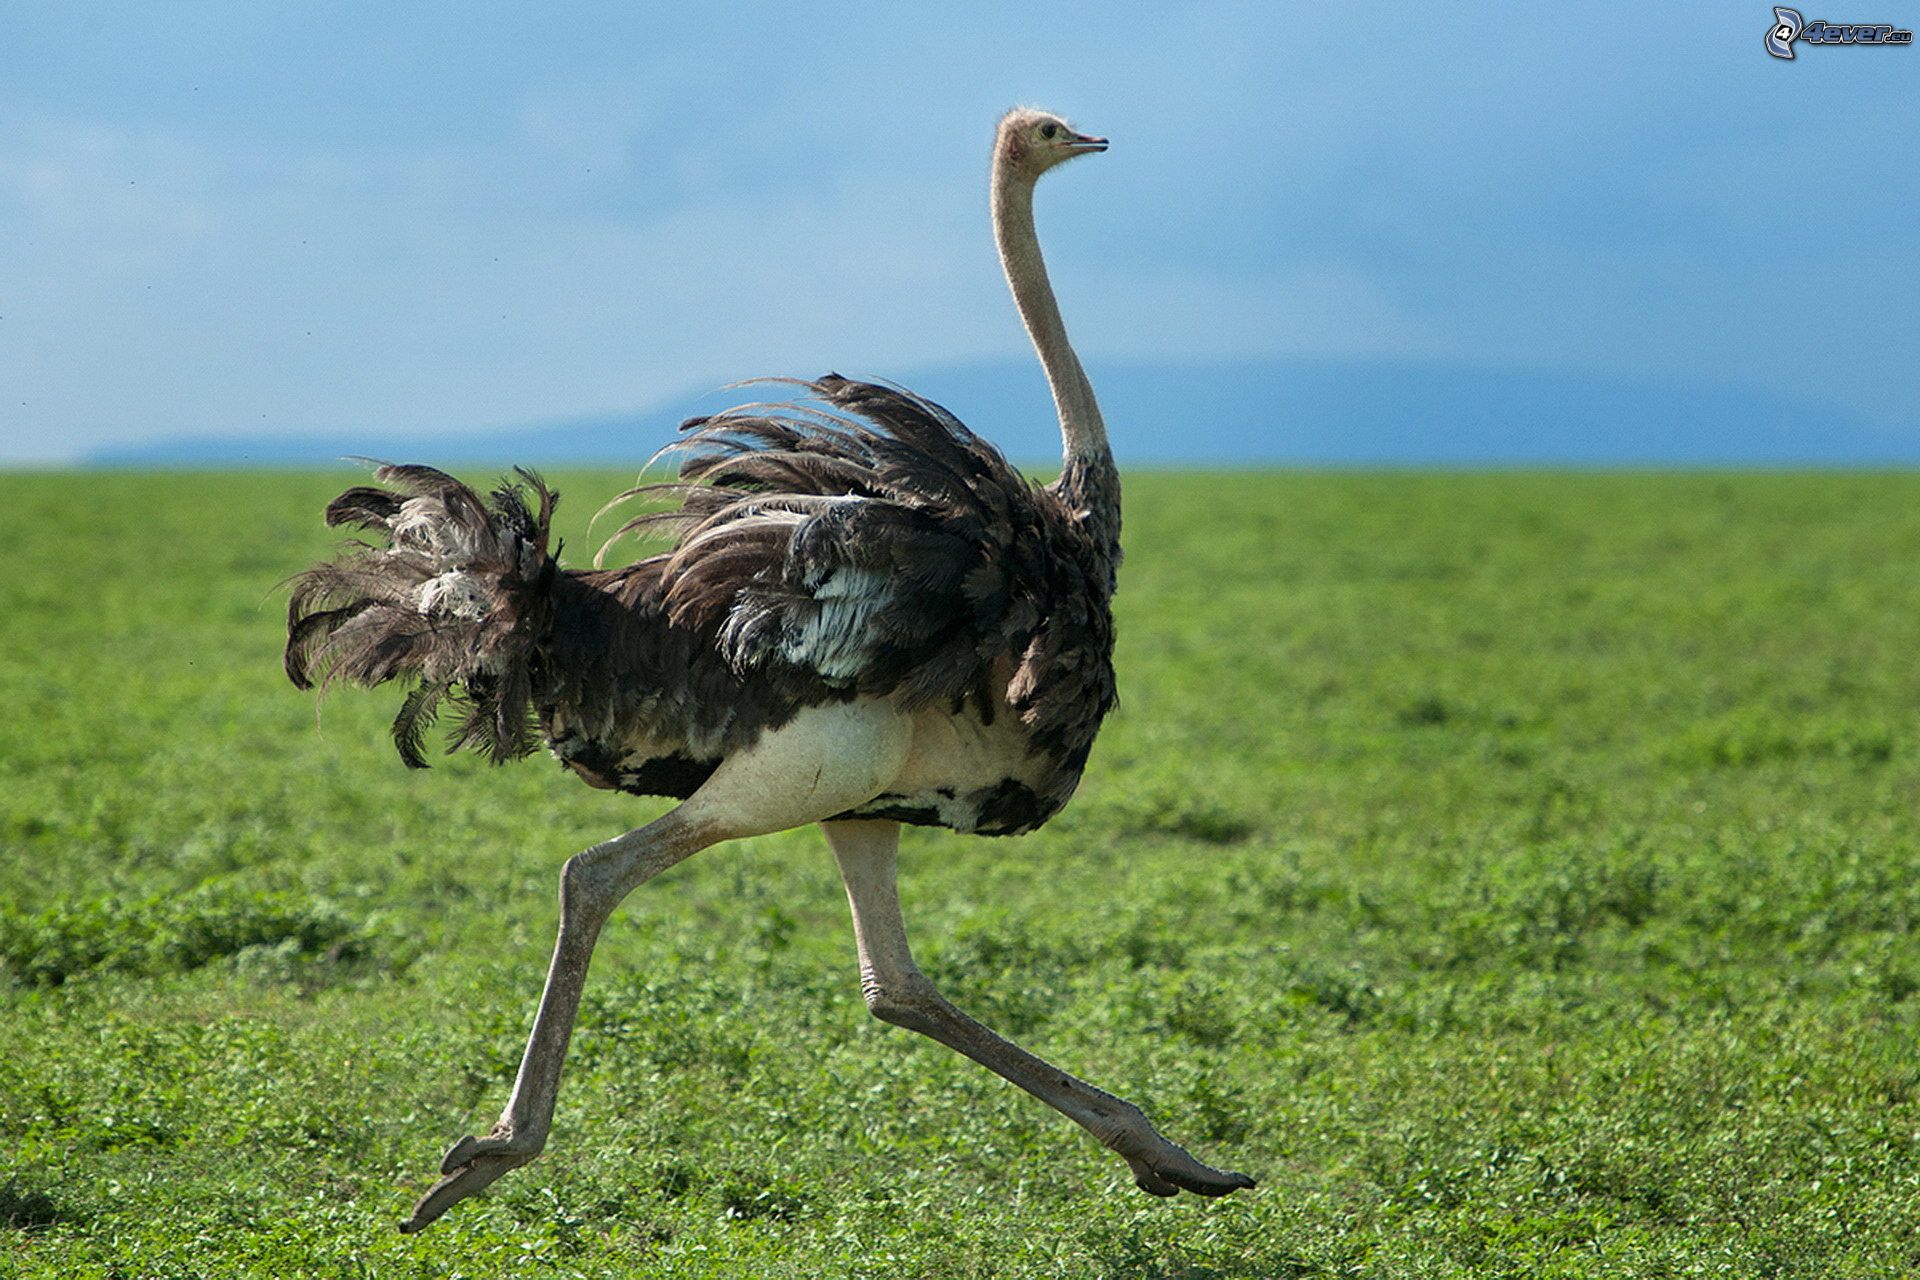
287, 374, 1119, 835
287, 108, 1252, 1235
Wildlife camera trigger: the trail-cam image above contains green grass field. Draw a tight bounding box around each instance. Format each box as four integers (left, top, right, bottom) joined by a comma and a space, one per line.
5, 468, 1920, 1278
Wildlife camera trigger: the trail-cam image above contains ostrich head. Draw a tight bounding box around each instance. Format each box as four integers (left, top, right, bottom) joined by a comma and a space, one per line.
996, 108, 1108, 180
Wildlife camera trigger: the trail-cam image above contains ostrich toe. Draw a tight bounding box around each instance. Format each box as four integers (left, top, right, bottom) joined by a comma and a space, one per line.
1123, 1143, 1257, 1198
396, 1131, 544, 1233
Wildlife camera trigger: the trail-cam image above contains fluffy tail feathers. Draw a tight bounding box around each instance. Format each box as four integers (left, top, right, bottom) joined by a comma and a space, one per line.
285, 464, 559, 767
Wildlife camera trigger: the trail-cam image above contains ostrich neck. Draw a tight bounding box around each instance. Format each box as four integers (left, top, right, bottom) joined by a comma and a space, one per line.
992, 165, 1120, 553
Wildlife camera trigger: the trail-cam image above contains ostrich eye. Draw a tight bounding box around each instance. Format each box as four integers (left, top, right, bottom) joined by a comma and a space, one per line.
1040, 123, 1058, 139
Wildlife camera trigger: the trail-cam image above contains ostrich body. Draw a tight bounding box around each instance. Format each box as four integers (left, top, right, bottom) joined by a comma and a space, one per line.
286, 109, 1254, 1233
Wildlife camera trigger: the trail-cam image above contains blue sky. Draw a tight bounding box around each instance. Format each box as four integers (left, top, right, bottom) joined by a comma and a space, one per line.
1, 2, 1914, 463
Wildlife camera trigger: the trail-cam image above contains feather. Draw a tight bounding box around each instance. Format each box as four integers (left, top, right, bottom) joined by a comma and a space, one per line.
284, 467, 564, 767
325, 487, 405, 529
593, 376, 1120, 763
287, 376, 1121, 838
392, 679, 451, 769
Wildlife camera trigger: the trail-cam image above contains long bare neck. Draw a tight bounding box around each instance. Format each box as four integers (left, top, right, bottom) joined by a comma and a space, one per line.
991, 156, 1119, 545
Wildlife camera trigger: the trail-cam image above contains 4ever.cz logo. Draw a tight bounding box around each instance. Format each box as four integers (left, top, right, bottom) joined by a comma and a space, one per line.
1767, 6, 1914, 57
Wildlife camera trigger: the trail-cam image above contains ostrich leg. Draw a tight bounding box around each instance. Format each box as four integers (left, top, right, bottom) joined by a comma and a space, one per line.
403, 701, 913, 1233
401, 804, 716, 1233
822, 819, 1255, 1197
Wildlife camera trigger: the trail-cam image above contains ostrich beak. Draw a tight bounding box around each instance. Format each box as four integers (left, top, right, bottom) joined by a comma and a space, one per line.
1065, 132, 1109, 154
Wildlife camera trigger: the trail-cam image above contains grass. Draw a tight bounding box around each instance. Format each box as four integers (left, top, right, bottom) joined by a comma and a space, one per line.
4, 467, 1920, 1277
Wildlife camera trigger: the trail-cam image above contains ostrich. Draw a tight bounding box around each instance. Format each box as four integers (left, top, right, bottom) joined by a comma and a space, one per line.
286, 108, 1255, 1233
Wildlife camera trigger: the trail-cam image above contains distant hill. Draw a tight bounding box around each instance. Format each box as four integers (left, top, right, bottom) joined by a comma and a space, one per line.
88, 357, 1918, 467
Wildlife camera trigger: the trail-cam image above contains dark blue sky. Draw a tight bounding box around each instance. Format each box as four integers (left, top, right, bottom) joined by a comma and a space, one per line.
2, 2, 1914, 463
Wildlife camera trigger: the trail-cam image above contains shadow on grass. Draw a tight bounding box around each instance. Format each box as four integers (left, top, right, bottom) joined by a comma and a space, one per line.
1, 1179, 81, 1233
1091, 1233, 1319, 1280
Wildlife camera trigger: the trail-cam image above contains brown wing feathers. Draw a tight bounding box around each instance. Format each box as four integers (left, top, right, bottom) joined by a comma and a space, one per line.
605, 375, 1109, 730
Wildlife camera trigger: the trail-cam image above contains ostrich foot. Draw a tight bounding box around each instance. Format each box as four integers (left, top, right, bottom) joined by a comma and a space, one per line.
1119, 1139, 1258, 1198
397, 1129, 543, 1233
